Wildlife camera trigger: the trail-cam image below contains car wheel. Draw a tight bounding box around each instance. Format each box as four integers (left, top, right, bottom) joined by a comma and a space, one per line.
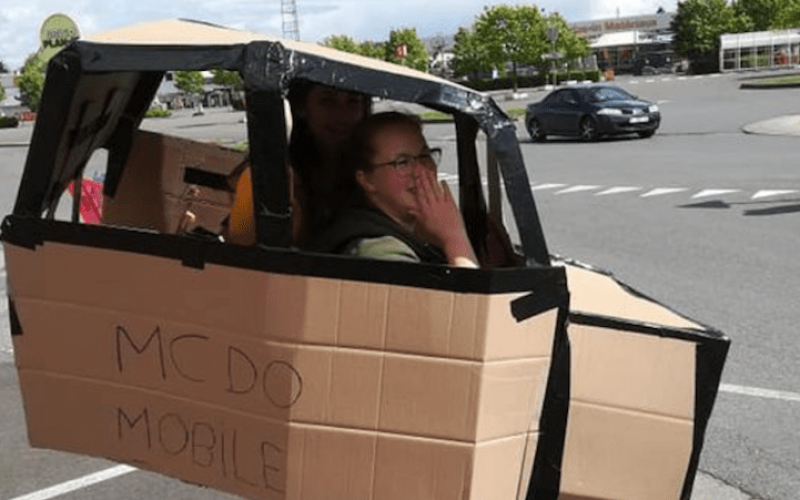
638, 130, 655, 139
579, 117, 598, 142
527, 118, 546, 142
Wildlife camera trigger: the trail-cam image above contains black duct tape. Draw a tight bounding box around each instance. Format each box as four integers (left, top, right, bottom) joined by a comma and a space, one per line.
0, 216, 43, 250
9, 299, 23, 337
526, 296, 571, 500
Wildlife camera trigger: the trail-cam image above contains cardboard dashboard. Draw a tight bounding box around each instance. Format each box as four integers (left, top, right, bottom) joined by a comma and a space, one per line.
1, 19, 729, 500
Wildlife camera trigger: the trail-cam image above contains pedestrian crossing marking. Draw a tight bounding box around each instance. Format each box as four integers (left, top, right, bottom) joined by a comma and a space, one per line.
443, 176, 797, 204
692, 189, 741, 199
595, 186, 641, 196
641, 187, 688, 197
752, 189, 799, 200
532, 183, 567, 191
556, 185, 601, 195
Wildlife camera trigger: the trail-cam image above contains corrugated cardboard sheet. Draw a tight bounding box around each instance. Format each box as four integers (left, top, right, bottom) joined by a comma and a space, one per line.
6, 240, 558, 500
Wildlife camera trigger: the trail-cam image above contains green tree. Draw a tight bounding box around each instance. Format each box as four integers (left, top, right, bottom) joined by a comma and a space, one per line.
385, 28, 429, 72
323, 35, 385, 60
546, 13, 591, 63
771, 0, 800, 28
672, 0, 740, 73
173, 70, 206, 112
18, 52, 47, 112
358, 41, 386, 60
0, 81, 5, 104
733, 0, 783, 30
323, 35, 361, 54
211, 69, 243, 91
173, 70, 206, 95
452, 27, 491, 77
473, 4, 548, 89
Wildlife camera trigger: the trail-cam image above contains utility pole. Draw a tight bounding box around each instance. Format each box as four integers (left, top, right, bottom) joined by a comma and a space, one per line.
282, 0, 300, 41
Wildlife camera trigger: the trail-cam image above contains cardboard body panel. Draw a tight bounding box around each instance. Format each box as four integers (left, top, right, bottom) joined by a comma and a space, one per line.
564, 263, 700, 330
19, 370, 534, 500
5, 236, 559, 500
559, 324, 695, 500
102, 130, 244, 234
552, 261, 717, 500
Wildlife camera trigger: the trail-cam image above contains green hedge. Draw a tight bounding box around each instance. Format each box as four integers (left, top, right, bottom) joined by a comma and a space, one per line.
0, 115, 19, 128
145, 108, 172, 118
462, 69, 602, 91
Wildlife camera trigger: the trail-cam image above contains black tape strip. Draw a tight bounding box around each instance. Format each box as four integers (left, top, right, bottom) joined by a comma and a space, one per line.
511, 292, 564, 323
1, 216, 572, 295
569, 311, 727, 343
0, 216, 42, 250
526, 294, 571, 500
9, 299, 22, 337
680, 335, 731, 500
180, 238, 209, 270
183, 167, 234, 192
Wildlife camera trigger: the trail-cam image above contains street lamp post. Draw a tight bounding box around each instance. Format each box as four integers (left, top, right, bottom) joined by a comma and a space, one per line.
546, 26, 558, 86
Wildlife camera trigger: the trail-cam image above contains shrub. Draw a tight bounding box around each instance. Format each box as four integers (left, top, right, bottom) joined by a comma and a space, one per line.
418, 110, 452, 122
459, 69, 601, 92
145, 108, 172, 118
0, 115, 20, 128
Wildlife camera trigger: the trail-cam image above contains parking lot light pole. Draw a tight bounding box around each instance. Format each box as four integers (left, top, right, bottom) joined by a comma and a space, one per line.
547, 26, 558, 86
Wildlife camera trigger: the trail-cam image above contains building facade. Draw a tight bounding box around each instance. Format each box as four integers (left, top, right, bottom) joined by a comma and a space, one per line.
720, 30, 800, 72
570, 11, 678, 74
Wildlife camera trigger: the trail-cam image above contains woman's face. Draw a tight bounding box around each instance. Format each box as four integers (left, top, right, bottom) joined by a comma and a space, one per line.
357, 123, 435, 227
303, 85, 367, 153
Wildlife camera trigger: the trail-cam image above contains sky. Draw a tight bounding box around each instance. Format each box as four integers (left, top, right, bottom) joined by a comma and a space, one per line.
0, 0, 678, 71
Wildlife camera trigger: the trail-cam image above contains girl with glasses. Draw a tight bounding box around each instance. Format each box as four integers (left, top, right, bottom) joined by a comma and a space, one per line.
309, 112, 478, 267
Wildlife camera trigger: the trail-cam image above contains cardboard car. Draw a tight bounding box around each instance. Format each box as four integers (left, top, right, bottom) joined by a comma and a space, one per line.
1, 19, 729, 500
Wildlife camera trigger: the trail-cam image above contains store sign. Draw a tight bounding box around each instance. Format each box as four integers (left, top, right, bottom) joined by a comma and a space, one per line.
39, 14, 80, 60
571, 13, 673, 36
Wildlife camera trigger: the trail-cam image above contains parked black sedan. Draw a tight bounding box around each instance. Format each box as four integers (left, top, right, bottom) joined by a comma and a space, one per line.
525, 84, 660, 142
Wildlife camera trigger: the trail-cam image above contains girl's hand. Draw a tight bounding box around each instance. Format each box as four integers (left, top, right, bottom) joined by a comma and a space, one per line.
411, 168, 478, 267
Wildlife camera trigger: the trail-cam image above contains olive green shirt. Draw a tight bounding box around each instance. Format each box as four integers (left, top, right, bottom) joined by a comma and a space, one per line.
347, 236, 421, 263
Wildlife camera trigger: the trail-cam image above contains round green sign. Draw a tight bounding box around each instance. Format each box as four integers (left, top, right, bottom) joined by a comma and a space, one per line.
39, 14, 80, 60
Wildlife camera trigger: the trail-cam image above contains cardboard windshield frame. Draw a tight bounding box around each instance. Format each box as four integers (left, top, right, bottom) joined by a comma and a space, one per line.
12, 36, 551, 266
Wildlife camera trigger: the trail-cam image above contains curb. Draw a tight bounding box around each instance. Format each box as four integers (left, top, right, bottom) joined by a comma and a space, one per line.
742, 114, 800, 136
740, 82, 800, 89
692, 471, 755, 500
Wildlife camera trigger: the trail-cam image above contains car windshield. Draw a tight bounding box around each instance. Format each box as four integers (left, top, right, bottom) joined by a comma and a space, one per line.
589, 87, 635, 102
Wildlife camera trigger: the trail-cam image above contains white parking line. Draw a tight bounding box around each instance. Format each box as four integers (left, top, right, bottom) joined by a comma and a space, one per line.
9, 465, 136, 500
720, 384, 800, 403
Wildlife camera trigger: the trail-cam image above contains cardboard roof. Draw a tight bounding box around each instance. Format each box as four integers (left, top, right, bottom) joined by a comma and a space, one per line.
80, 18, 467, 90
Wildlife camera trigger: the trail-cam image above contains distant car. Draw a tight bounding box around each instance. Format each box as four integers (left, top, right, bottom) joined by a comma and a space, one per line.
525, 84, 660, 142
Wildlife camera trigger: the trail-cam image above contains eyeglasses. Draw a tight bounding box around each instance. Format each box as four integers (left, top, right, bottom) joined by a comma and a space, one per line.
373, 148, 442, 172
